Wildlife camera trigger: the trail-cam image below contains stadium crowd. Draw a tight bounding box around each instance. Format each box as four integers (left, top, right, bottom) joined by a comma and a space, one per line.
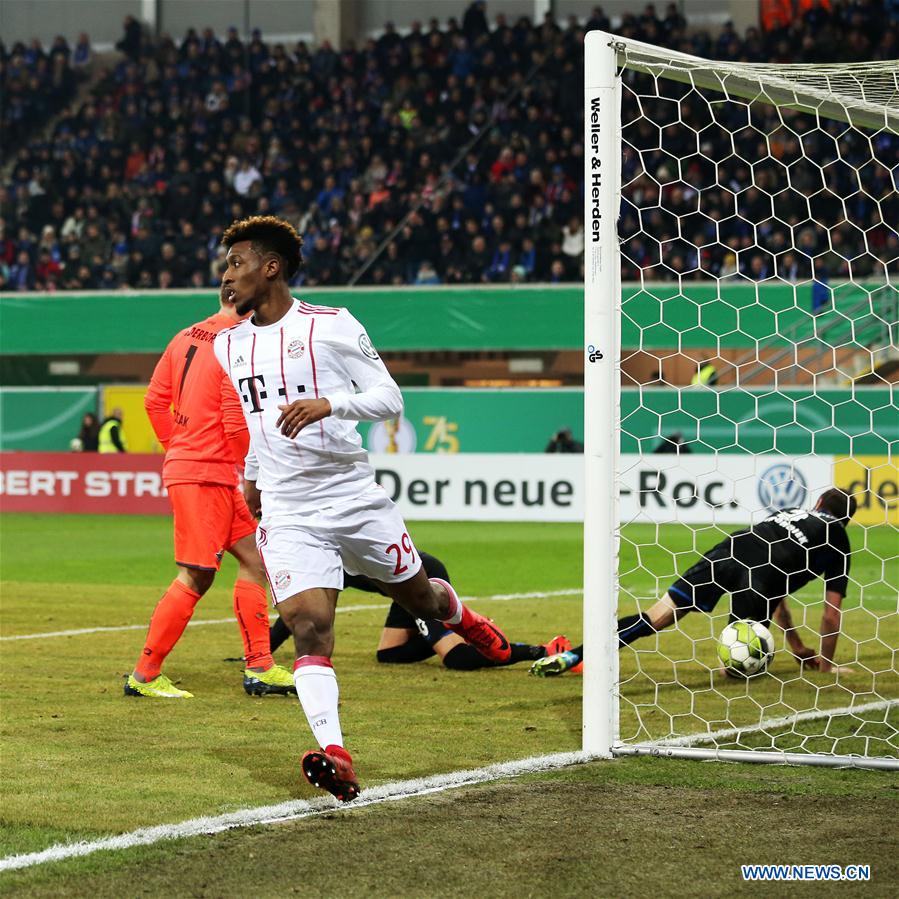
0, 32, 89, 154
0, 0, 896, 292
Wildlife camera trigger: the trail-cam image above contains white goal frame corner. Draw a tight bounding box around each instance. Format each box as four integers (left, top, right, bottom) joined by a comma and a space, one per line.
581, 31, 898, 770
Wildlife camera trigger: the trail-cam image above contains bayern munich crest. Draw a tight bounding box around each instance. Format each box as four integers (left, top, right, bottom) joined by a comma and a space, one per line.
287, 339, 305, 359
758, 463, 808, 512
274, 570, 292, 590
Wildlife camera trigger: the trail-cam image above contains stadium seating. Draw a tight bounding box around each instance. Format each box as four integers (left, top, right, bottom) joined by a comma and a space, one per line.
0, 1, 896, 292
0, 35, 83, 152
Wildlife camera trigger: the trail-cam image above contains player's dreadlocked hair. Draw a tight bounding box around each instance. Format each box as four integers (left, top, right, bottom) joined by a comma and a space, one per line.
817, 487, 858, 523
222, 215, 304, 278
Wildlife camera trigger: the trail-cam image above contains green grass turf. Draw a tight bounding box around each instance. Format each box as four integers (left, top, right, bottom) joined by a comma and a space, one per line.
0, 514, 896, 893
3, 760, 898, 899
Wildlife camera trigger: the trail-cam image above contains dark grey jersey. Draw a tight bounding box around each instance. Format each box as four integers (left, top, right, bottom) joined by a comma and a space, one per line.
729, 508, 852, 597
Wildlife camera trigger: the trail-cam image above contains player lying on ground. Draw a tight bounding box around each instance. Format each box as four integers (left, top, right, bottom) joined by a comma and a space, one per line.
265, 550, 571, 669
531, 488, 856, 678
215, 215, 512, 802
126, 286, 295, 699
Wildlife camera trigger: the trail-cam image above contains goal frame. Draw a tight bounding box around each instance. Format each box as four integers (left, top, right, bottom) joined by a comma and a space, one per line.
582, 30, 899, 771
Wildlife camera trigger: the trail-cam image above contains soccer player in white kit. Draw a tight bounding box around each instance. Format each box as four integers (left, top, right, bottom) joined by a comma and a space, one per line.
214, 216, 512, 801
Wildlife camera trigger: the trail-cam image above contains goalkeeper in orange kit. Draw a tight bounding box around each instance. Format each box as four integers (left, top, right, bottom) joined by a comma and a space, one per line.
125, 286, 294, 698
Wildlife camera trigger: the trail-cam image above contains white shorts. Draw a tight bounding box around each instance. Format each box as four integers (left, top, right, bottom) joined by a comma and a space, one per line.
256, 484, 423, 604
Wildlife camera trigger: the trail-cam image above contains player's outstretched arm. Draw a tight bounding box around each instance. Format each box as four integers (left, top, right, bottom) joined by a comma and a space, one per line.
814, 589, 853, 674
772, 599, 816, 664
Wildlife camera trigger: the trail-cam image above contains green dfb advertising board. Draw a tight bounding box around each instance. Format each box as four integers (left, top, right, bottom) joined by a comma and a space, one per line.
0, 388, 97, 451
1, 283, 894, 453
361, 388, 895, 455
2, 386, 894, 455
0, 282, 893, 353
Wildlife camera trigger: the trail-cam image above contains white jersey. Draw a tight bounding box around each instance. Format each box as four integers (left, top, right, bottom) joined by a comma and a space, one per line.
213, 298, 402, 516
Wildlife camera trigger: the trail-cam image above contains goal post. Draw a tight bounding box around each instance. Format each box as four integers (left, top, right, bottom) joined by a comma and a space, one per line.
582, 31, 622, 757
582, 31, 899, 769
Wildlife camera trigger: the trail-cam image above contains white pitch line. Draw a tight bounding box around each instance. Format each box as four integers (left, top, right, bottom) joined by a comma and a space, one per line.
0, 589, 582, 642
0, 750, 592, 873
1, 622, 164, 641
0, 605, 388, 642
470, 588, 582, 602
653, 697, 899, 748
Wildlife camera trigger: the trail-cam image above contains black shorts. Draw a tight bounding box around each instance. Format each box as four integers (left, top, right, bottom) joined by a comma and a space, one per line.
383, 602, 453, 646
668, 537, 783, 626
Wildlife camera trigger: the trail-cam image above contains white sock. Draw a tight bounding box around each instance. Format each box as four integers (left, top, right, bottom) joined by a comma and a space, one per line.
293, 657, 343, 749
432, 577, 463, 625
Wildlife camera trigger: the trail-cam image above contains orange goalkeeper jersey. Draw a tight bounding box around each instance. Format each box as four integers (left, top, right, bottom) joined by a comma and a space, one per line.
145, 312, 249, 487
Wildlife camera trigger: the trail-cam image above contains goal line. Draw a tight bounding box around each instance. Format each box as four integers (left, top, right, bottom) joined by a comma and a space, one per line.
0, 751, 591, 873
615, 698, 899, 771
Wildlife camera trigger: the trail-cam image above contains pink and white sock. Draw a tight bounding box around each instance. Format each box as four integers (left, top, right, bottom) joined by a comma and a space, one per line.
293, 655, 344, 749
432, 577, 463, 625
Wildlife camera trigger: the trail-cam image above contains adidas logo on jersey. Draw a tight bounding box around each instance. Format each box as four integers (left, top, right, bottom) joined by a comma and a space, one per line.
233, 355, 247, 367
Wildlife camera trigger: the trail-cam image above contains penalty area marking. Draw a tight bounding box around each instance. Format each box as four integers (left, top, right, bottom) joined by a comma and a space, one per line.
0, 750, 592, 873
0, 589, 582, 642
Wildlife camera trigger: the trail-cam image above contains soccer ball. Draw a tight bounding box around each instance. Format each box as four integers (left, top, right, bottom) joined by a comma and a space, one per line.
717, 619, 775, 678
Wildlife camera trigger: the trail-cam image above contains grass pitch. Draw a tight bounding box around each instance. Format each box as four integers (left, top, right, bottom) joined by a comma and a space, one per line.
0, 514, 896, 896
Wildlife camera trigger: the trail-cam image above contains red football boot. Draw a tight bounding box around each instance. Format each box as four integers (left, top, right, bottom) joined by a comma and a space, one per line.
301, 744, 360, 802
540, 635, 582, 673
542, 635, 572, 657
433, 577, 512, 664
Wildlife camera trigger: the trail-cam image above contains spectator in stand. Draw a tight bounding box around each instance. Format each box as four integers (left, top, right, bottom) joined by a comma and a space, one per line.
234, 159, 263, 197
415, 260, 441, 285
73, 33, 91, 67
9, 250, 35, 290
35, 249, 62, 288
561, 216, 585, 260
491, 148, 516, 183
0, 219, 15, 268
463, 1, 490, 42
1, 36, 80, 151
586, 6, 612, 31
518, 237, 537, 280
662, 2, 686, 32
116, 15, 143, 60
1, 8, 896, 293
466, 235, 491, 282
548, 259, 568, 283
487, 239, 513, 282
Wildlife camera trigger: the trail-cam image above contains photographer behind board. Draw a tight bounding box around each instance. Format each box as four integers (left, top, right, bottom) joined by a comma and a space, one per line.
545, 428, 583, 453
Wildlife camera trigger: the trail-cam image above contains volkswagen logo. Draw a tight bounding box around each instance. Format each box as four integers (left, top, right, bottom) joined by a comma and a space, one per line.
758, 463, 808, 511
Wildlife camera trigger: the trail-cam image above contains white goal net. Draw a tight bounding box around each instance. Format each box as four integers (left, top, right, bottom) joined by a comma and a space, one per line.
583, 32, 898, 769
